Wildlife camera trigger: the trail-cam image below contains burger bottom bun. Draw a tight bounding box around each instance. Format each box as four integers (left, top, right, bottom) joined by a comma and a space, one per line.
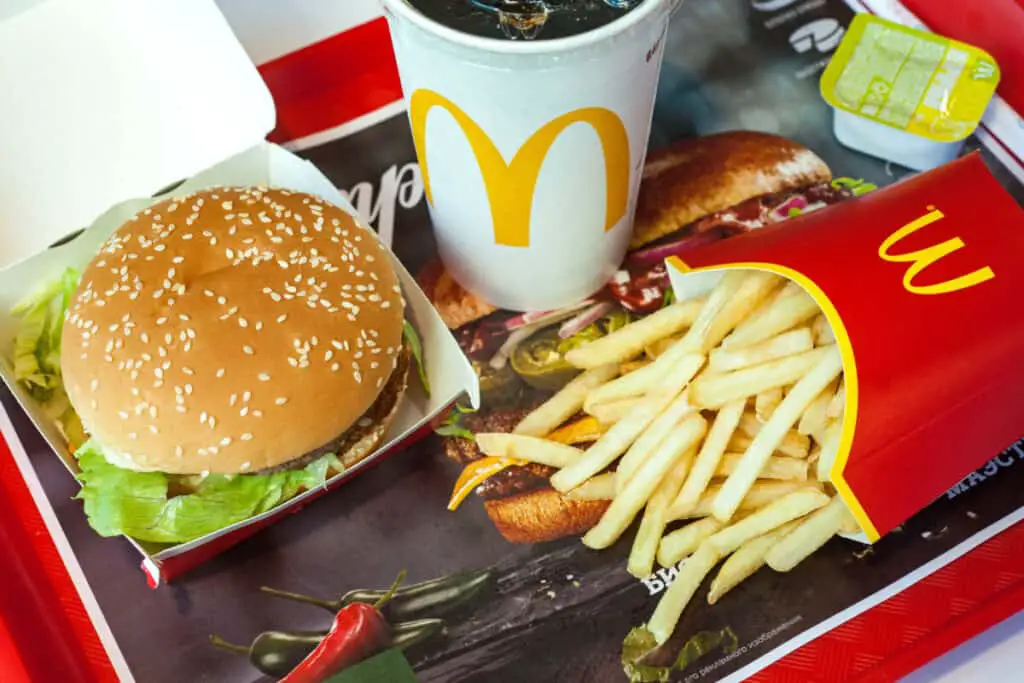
484, 488, 610, 544
257, 343, 410, 475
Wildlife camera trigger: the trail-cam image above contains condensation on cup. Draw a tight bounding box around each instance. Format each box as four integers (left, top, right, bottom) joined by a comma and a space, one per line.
382, 0, 680, 312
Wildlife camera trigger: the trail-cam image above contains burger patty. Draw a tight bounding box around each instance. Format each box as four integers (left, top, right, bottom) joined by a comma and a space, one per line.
440, 407, 557, 499
686, 181, 852, 236
476, 462, 556, 500
258, 343, 411, 474
442, 407, 534, 465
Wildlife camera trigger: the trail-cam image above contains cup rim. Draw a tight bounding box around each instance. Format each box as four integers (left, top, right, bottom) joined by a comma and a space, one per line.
380, 0, 676, 55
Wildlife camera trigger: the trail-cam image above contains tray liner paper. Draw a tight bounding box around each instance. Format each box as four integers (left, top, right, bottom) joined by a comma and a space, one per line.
669, 153, 1024, 541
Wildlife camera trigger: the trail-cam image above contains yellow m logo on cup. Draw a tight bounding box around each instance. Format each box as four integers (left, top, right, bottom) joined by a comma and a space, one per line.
409, 89, 631, 248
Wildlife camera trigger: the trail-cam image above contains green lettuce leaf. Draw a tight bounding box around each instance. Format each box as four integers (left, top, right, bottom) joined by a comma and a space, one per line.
74, 439, 341, 544
10, 268, 80, 419
403, 320, 430, 397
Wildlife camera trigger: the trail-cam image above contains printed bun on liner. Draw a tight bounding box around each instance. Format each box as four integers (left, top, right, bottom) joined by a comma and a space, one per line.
484, 487, 609, 545
42, 186, 421, 544
631, 130, 833, 248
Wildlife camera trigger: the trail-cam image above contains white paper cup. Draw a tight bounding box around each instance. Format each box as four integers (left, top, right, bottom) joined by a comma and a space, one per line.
383, 0, 679, 311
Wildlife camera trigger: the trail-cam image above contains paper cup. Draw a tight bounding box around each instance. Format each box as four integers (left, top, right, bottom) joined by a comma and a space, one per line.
666, 153, 1024, 542
382, 0, 679, 311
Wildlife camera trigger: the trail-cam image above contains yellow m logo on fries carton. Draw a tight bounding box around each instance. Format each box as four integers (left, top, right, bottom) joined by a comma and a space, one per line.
664, 154, 1024, 543
410, 89, 631, 248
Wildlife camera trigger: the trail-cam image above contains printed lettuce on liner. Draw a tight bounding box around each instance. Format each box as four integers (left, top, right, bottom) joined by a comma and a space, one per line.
7, 187, 430, 545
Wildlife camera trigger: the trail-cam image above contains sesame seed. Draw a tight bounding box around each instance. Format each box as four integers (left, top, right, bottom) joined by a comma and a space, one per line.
230, 393, 238, 406
216, 368, 225, 378
241, 433, 253, 441
149, 425, 159, 434
128, 433, 137, 440
118, 411, 129, 420
243, 345, 254, 355
240, 407, 249, 417
175, 445, 184, 457
277, 314, 288, 323
240, 461, 251, 471
331, 363, 340, 372
200, 411, 208, 424
182, 366, 194, 375
243, 391, 251, 402
275, 397, 288, 406
258, 373, 271, 382
175, 405, 186, 414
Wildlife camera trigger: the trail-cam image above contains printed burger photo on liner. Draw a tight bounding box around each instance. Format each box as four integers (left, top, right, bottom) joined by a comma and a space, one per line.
419, 130, 868, 654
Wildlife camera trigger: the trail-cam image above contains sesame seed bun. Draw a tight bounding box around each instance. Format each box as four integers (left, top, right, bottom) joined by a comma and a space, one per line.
61, 187, 406, 475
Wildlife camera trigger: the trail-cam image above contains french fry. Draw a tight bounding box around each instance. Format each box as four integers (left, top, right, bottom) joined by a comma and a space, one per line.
673, 480, 816, 521
586, 397, 643, 425
628, 449, 697, 578
476, 434, 584, 468
620, 359, 650, 375
704, 272, 785, 349
797, 379, 837, 438
582, 414, 707, 549
565, 298, 705, 369
551, 358, 705, 493
812, 314, 836, 346
708, 487, 830, 555
736, 414, 811, 459
708, 327, 814, 373
690, 346, 834, 409
679, 272, 782, 354
648, 543, 721, 644
514, 364, 619, 437
657, 517, 724, 568
711, 348, 843, 522
616, 388, 698, 493
707, 520, 802, 605
566, 472, 617, 501
585, 345, 703, 409
765, 496, 852, 572
815, 419, 843, 482
827, 379, 846, 420
755, 387, 782, 422
645, 335, 682, 360
716, 453, 808, 481
671, 399, 745, 516
674, 271, 746, 353
723, 288, 820, 349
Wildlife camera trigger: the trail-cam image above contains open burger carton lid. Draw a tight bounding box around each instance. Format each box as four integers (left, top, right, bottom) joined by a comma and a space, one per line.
664, 153, 1024, 544
0, 0, 479, 585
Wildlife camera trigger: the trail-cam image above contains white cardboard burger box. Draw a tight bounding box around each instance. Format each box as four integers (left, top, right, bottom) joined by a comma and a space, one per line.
0, 0, 478, 585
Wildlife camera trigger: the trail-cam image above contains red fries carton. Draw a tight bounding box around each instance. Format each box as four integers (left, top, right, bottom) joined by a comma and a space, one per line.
0, 0, 477, 585
666, 153, 1024, 541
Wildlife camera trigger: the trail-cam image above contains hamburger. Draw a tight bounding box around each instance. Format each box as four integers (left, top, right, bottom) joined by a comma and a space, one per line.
11, 187, 418, 544
426, 131, 857, 544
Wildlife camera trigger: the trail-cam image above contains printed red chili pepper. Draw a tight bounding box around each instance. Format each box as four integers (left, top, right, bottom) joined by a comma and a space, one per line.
279, 571, 406, 683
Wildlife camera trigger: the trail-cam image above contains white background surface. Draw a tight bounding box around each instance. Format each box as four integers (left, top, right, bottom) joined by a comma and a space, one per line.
213, 1, 1024, 680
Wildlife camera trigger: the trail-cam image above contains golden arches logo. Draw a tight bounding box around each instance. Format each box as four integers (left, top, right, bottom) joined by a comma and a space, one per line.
879, 208, 995, 295
409, 89, 630, 248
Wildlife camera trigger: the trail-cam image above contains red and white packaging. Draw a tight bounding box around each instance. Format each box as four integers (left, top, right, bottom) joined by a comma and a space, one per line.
0, 0, 478, 585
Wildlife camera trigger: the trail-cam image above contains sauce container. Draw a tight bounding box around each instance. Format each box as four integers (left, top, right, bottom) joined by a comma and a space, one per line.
820, 14, 1000, 172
